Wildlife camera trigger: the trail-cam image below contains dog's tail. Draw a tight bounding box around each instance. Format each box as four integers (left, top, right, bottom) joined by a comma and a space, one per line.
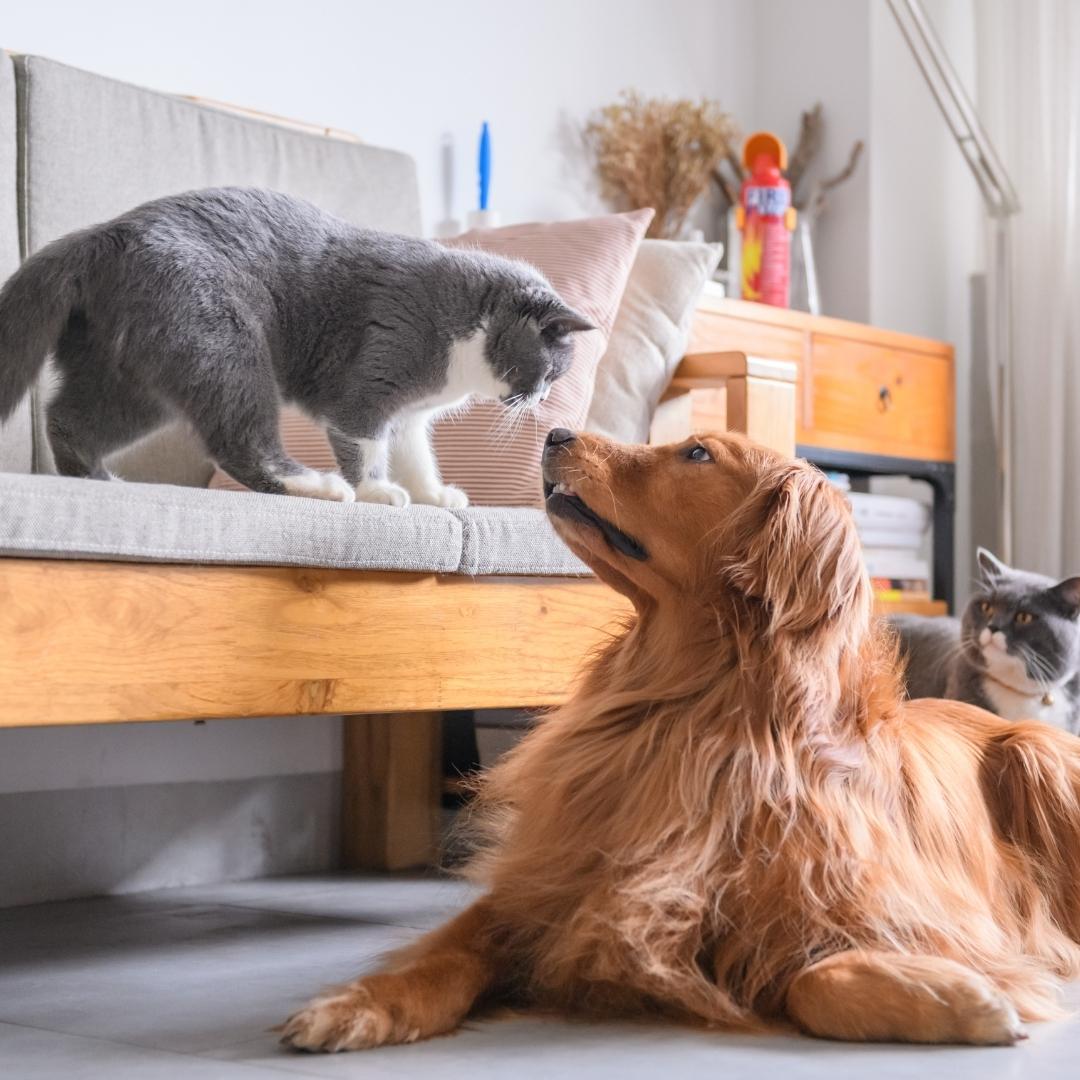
0, 229, 101, 421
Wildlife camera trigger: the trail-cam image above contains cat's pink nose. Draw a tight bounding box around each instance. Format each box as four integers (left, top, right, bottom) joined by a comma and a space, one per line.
978, 627, 1008, 651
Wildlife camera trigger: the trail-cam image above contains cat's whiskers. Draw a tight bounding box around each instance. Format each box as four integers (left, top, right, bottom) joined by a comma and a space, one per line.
490, 395, 537, 450
939, 637, 977, 667
1014, 638, 1052, 678
1016, 643, 1058, 690
490, 416, 519, 451
507, 398, 533, 437
435, 395, 478, 427
490, 395, 525, 440
524, 405, 543, 453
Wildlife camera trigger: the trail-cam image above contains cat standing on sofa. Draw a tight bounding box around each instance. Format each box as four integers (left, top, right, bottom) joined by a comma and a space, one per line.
892, 548, 1080, 732
0, 187, 592, 506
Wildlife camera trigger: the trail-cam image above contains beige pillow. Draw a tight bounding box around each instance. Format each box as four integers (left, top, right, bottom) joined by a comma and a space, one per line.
586, 239, 722, 443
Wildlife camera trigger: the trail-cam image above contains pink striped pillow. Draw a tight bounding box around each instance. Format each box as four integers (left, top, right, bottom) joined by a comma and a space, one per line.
210, 209, 651, 505
433, 209, 651, 506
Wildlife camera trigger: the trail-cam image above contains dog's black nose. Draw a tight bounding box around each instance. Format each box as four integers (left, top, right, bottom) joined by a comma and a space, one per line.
546, 428, 576, 447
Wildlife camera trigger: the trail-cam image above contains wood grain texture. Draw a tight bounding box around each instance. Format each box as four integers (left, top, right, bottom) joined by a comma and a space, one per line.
807, 334, 955, 461
343, 711, 441, 870
688, 308, 806, 366
694, 284, 955, 357
730, 376, 798, 459
687, 387, 730, 438
649, 391, 697, 444
872, 597, 949, 617
685, 287, 955, 463
658, 351, 797, 455
673, 351, 797, 383
0, 561, 629, 728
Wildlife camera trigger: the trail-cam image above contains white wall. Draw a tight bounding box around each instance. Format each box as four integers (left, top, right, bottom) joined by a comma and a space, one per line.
4, 0, 749, 235
868, 0, 982, 341
0, 716, 341, 794
739, 0, 873, 324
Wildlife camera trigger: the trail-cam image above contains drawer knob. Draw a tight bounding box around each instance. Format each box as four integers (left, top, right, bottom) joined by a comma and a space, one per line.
878, 386, 893, 412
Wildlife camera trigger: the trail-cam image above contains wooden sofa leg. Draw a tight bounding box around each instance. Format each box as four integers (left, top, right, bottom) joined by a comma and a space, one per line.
342, 711, 442, 870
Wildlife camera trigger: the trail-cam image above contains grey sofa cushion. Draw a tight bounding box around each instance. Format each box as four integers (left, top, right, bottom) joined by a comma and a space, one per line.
0, 473, 461, 573
453, 507, 589, 576
0, 474, 591, 577
0, 52, 31, 475
14, 54, 422, 484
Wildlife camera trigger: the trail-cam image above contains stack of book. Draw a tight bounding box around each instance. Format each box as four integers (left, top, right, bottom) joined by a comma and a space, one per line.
827, 475, 933, 603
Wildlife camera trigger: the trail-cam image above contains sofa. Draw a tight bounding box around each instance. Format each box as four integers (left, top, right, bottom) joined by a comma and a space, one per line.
0, 53, 796, 869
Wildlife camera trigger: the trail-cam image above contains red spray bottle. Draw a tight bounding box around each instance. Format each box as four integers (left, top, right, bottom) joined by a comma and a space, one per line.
736, 132, 797, 307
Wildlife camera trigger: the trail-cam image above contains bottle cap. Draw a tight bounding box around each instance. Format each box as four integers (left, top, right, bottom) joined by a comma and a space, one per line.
742, 131, 788, 172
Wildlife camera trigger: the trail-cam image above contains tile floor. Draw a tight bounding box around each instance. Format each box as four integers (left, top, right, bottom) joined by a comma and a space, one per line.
1, 872, 1079, 1079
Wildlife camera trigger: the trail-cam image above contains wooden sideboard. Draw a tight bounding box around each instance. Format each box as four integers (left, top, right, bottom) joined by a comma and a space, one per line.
685, 284, 955, 616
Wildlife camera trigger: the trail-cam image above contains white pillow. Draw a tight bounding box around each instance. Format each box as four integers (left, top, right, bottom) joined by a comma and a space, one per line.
586, 239, 722, 443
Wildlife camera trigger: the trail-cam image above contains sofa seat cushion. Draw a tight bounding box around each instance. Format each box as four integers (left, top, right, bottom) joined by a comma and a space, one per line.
451, 507, 589, 576
0, 473, 461, 573
0, 474, 590, 576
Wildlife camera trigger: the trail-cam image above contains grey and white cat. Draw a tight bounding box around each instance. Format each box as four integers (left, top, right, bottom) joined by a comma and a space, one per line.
892, 548, 1080, 732
0, 187, 593, 506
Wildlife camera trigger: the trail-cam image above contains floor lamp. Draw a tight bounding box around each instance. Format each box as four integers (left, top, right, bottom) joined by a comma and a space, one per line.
886, 0, 1020, 560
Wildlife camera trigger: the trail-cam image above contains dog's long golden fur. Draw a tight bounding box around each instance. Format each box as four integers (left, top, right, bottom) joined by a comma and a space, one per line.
282, 432, 1080, 1051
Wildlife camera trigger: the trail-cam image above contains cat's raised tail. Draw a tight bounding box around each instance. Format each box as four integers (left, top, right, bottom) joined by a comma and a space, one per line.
0, 230, 92, 420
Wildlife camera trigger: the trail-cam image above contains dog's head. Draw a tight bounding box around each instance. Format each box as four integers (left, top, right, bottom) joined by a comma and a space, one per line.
542, 429, 868, 634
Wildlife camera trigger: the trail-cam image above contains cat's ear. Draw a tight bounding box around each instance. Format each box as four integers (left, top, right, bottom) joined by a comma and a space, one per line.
540, 309, 596, 339
977, 547, 1009, 581
1049, 576, 1080, 618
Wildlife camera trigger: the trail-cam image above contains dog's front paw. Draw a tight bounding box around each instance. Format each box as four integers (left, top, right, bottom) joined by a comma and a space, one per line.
952, 980, 1027, 1046
353, 480, 411, 507
280, 987, 406, 1053
410, 483, 469, 509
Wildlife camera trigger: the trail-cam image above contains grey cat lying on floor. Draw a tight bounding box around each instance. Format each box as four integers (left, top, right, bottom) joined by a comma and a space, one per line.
892, 548, 1080, 732
0, 187, 593, 506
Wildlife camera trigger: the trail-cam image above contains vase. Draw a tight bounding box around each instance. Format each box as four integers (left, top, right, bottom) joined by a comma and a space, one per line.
712, 206, 741, 299
789, 216, 821, 315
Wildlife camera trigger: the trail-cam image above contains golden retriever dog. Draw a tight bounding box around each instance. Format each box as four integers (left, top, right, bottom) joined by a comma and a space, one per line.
281, 429, 1080, 1051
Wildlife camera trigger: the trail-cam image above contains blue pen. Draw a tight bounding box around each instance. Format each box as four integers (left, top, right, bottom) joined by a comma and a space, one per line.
478, 122, 491, 211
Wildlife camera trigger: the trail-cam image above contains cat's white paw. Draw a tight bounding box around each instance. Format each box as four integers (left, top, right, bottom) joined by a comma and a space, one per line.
354, 480, 411, 507
410, 484, 469, 509
282, 470, 355, 503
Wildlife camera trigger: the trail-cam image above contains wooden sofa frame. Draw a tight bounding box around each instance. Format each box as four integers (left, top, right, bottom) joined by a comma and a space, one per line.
0, 350, 796, 870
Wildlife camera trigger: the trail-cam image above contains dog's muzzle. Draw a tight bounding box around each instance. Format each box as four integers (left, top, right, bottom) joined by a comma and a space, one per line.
541, 430, 648, 561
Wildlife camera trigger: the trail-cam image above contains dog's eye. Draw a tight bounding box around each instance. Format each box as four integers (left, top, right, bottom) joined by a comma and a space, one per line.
978, 600, 994, 616
1015, 611, 1035, 625
685, 444, 712, 463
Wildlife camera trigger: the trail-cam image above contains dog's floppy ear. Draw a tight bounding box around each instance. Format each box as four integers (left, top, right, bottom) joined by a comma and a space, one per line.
723, 464, 868, 634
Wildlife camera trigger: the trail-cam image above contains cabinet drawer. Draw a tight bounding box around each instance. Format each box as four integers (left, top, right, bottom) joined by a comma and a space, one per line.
688, 310, 808, 428
688, 310, 805, 364
803, 335, 954, 461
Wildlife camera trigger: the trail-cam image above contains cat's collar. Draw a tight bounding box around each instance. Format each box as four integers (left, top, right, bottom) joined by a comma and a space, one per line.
981, 669, 1056, 707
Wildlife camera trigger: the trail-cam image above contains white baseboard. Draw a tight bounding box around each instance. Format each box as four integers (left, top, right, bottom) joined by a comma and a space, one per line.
0, 771, 341, 908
